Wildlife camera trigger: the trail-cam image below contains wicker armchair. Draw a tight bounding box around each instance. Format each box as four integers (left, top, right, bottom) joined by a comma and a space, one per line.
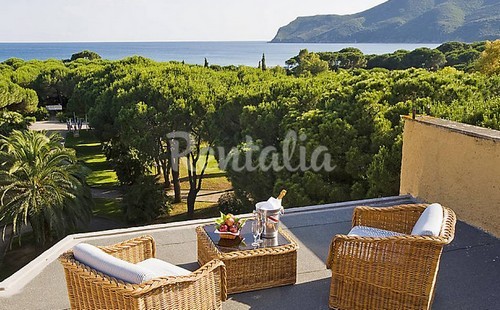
59, 235, 227, 310
326, 204, 456, 310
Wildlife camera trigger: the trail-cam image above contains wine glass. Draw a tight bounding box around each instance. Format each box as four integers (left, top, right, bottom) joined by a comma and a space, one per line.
251, 220, 262, 247
256, 218, 264, 244
253, 211, 264, 244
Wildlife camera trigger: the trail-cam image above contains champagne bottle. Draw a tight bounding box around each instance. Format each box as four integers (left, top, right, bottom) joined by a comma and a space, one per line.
277, 189, 287, 200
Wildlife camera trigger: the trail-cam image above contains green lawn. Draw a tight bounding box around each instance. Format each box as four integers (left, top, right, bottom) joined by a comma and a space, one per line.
178, 148, 232, 191
93, 198, 125, 222
65, 131, 230, 191
155, 201, 220, 223
64, 131, 119, 188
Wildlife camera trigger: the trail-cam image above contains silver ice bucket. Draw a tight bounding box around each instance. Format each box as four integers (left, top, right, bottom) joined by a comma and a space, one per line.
256, 201, 284, 239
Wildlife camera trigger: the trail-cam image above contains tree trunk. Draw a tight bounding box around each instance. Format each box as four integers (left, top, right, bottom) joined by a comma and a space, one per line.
172, 166, 181, 203
166, 139, 182, 203
166, 157, 172, 186
157, 138, 171, 188
160, 158, 171, 188
154, 157, 161, 176
43, 221, 52, 246
185, 137, 211, 218
0, 224, 14, 264
187, 188, 198, 219
57, 89, 63, 105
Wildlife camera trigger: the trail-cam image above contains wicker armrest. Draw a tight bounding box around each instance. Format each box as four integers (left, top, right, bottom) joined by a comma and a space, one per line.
98, 235, 156, 263
134, 259, 227, 301
326, 233, 447, 269
352, 204, 428, 234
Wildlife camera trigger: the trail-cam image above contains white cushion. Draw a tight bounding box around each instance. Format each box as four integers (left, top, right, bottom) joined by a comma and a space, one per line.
136, 258, 191, 277
73, 243, 156, 284
411, 203, 444, 236
348, 226, 404, 238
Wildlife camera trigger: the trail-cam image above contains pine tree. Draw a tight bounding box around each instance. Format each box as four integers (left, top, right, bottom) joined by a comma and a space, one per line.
261, 53, 267, 71
204, 58, 209, 68
476, 40, 500, 75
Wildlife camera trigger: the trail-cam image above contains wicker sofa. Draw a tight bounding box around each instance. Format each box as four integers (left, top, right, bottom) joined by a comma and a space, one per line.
326, 204, 456, 310
59, 235, 227, 310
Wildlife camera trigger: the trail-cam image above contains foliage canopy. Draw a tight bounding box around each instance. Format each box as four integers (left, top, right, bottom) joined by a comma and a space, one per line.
0, 45, 498, 211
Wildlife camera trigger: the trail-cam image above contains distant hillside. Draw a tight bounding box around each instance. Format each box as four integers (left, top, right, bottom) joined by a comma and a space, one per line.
272, 0, 500, 43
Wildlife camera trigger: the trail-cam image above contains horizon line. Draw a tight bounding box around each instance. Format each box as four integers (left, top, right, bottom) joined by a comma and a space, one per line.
0, 41, 445, 45
0, 40, 273, 44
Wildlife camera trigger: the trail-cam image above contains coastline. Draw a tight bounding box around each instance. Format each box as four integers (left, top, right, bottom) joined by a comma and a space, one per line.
0, 41, 440, 66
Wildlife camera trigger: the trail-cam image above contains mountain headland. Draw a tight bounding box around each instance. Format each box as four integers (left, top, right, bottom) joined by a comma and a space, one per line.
272, 0, 500, 43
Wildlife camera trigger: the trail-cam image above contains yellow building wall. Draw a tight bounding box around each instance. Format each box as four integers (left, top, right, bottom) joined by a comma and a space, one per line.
400, 116, 500, 237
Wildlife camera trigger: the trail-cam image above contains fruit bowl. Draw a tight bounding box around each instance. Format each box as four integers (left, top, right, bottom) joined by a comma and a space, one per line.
214, 230, 240, 239
214, 212, 246, 240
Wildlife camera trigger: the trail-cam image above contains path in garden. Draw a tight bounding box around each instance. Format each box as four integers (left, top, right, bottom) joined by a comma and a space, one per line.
28, 120, 70, 132
28, 119, 89, 139
91, 188, 123, 200
90, 187, 227, 203
91, 187, 227, 202
166, 189, 231, 203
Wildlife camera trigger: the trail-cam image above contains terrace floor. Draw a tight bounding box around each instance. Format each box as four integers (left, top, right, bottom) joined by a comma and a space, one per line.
0, 195, 498, 309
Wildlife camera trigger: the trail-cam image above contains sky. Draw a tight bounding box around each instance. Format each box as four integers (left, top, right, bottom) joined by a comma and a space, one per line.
0, 0, 387, 42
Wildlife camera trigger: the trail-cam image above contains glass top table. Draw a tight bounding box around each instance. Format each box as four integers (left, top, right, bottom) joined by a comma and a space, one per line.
203, 221, 291, 253
196, 220, 298, 294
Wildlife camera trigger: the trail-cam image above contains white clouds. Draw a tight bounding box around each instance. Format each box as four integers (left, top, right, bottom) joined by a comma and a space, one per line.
0, 0, 387, 42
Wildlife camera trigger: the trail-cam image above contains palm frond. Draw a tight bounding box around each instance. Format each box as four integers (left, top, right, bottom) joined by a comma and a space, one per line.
0, 130, 93, 245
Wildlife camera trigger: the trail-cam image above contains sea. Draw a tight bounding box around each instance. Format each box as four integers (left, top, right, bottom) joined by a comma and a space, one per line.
0, 41, 440, 67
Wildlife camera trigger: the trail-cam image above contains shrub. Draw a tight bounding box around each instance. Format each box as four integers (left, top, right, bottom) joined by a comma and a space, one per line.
70, 50, 102, 61
28, 107, 49, 121
103, 141, 148, 185
217, 192, 249, 215
56, 112, 67, 122
0, 111, 31, 135
122, 175, 171, 224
